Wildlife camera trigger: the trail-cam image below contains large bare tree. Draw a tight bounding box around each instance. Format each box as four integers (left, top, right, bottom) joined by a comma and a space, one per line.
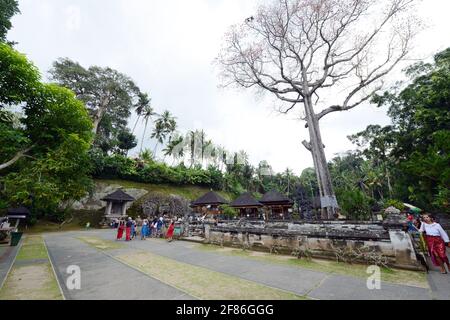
217, 0, 418, 219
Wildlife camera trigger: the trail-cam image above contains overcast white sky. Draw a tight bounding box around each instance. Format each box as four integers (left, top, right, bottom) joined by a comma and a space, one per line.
9, 0, 450, 174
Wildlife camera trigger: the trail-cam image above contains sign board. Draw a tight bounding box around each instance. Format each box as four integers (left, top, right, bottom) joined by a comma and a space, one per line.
320, 196, 339, 209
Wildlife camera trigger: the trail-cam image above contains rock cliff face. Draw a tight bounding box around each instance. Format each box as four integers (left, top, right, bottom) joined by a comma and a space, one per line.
140, 193, 191, 218
71, 182, 148, 211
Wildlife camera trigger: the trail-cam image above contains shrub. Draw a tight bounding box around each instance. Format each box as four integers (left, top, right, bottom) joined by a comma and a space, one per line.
338, 189, 372, 220
220, 204, 238, 219
383, 199, 405, 211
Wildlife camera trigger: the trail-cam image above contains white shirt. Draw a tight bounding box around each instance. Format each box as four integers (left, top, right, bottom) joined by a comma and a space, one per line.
420, 222, 450, 242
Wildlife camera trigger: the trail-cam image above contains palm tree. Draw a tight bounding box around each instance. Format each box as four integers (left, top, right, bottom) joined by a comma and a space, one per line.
139, 149, 154, 164
162, 135, 184, 165
140, 104, 157, 154
151, 110, 177, 157
186, 130, 197, 167
132, 93, 151, 135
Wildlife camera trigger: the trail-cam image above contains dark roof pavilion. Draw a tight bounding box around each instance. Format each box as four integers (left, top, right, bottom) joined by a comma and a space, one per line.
260, 190, 293, 205
230, 193, 263, 208
101, 189, 135, 202
191, 191, 228, 207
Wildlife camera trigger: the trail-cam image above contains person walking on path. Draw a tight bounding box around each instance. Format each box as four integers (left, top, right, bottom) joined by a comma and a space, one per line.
157, 217, 164, 238
141, 220, 149, 240
166, 220, 175, 242
125, 217, 133, 241
419, 214, 450, 274
116, 220, 125, 240
131, 220, 137, 240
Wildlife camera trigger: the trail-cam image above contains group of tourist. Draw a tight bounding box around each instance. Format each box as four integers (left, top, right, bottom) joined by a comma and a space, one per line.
407, 212, 450, 274
113, 216, 178, 243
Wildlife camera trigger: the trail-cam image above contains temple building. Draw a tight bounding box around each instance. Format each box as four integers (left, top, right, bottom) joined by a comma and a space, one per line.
260, 190, 293, 220
190, 191, 229, 216
230, 193, 263, 219
101, 189, 136, 217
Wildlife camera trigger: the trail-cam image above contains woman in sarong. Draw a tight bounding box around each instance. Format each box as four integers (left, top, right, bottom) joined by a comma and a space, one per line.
420, 214, 450, 274
116, 220, 125, 240
166, 221, 175, 242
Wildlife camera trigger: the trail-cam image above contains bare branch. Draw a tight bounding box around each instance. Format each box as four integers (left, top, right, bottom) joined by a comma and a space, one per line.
0, 145, 35, 171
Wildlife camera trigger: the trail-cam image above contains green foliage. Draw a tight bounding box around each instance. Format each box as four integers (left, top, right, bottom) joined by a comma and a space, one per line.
353, 47, 450, 214
220, 204, 238, 218
49, 58, 143, 154
383, 199, 405, 211
116, 129, 137, 154
0, 0, 19, 43
0, 45, 94, 220
0, 43, 40, 105
89, 153, 225, 189
337, 189, 372, 220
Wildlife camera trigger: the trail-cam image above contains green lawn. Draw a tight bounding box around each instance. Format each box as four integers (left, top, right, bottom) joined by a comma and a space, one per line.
15, 235, 48, 261
0, 235, 63, 300
198, 244, 429, 289
78, 236, 125, 250
117, 251, 306, 300
79, 235, 306, 300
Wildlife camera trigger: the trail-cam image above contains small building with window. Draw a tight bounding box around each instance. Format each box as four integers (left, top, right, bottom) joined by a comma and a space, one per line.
260, 190, 293, 220
101, 189, 136, 217
230, 193, 263, 219
190, 191, 229, 216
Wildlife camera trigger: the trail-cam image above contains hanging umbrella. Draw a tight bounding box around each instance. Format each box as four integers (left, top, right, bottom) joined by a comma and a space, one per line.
404, 203, 422, 214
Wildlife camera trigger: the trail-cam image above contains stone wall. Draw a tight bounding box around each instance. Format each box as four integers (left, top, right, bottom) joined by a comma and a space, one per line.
204, 222, 422, 271
71, 182, 148, 211
140, 193, 191, 218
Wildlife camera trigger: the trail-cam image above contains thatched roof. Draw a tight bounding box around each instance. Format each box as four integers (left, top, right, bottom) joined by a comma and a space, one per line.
230, 193, 263, 208
191, 191, 228, 207
260, 190, 293, 205
101, 189, 135, 202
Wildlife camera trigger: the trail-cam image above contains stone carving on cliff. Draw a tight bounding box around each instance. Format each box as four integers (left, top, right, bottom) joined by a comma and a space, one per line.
140, 193, 190, 217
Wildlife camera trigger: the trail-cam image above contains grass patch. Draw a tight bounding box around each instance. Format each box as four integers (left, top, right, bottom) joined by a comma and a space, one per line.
0, 263, 62, 300
116, 251, 306, 300
23, 220, 84, 234
198, 244, 429, 289
77, 236, 125, 251
0, 235, 63, 300
15, 236, 48, 261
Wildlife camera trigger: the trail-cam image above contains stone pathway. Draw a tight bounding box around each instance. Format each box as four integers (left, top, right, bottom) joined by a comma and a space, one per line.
38, 230, 439, 300
0, 241, 22, 289
0, 236, 62, 300
426, 253, 450, 300
44, 233, 193, 300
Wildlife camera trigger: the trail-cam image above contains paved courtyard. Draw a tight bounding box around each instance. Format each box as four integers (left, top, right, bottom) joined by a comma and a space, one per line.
1, 229, 449, 300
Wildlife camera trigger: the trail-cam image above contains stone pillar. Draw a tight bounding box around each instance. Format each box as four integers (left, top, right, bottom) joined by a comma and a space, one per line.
389, 230, 419, 268
121, 202, 127, 217
105, 202, 112, 215
204, 223, 211, 240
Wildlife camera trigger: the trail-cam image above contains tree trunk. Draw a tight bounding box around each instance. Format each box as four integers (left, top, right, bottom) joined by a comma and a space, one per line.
153, 142, 159, 158
92, 97, 110, 135
140, 118, 149, 154
304, 95, 339, 220
132, 115, 141, 135
386, 168, 393, 199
